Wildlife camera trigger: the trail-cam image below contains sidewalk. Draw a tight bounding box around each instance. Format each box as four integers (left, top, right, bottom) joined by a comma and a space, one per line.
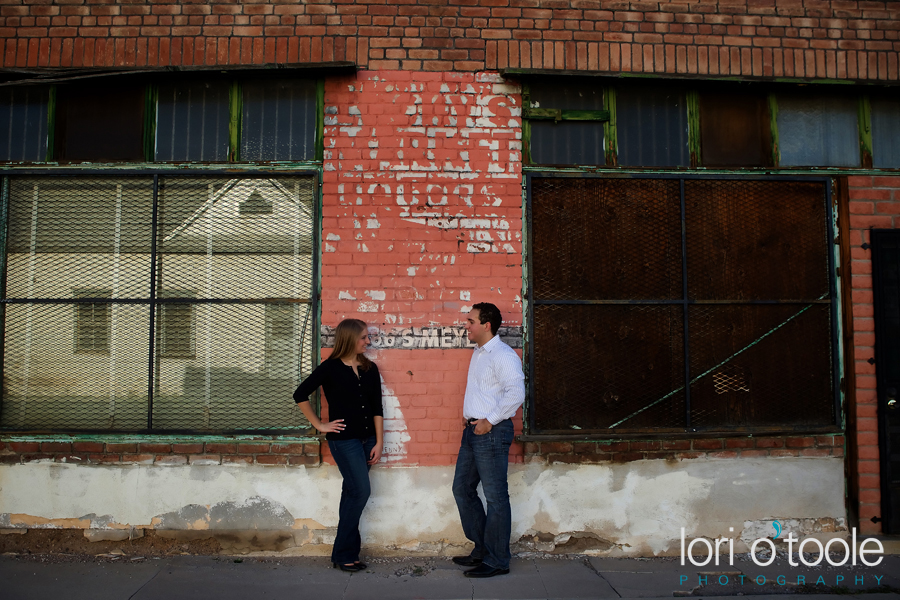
2, 553, 899, 600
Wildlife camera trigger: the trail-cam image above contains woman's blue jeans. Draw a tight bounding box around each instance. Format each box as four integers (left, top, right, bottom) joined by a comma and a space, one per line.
451, 419, 514, 570
327, 435, 376, 564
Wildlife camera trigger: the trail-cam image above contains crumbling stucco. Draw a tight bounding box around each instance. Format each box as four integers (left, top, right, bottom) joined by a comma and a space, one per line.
0, 457, 845, 557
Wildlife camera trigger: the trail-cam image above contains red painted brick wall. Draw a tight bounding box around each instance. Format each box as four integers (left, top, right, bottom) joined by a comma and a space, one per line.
321, 70, 523, 327
0, 0, 897, 80
847, 174, 900, 534
319, 69, 523, 466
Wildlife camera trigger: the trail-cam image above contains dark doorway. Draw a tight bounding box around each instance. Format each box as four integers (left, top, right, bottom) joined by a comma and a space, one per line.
872, 229, 900, 534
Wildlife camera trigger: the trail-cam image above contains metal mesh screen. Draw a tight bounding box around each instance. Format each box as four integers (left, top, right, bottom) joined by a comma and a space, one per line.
688, 304, 834, 429
1, 175, 316, 433
531, 178, 682, 301
532, 304, 685, 432
684, 180, 830, 301
529, 175, 837, 434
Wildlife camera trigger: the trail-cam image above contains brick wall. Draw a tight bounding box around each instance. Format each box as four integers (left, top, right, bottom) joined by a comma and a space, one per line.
318, 69, 523, 466
321, 70, 522, 328
523, 435, 845, 464
347, 349, 525, 466
0, 440, 321, 465
0, 0, 897, 80
847, 174, 900, 534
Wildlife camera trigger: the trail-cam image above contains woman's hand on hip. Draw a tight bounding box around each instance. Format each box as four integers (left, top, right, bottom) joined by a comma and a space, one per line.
367, 445, 382, 465
316, 419, 345, 434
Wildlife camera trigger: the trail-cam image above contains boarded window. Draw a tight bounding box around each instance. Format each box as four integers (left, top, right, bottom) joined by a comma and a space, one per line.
54, 82, 146, 162
74, 290, 111, 354
156, 81, 230, 162
777, 94, 859, 167
528, 176, 837, 434
265, 303, 304, 380
616, 86, 689, 167
1, 175, 317, 433
158, 300, 195, 359
872, 96, 900, 169
699, 91, 772, 167
0, 86, 49, 162
528, 81, 605, 166
241, 79, 317, 161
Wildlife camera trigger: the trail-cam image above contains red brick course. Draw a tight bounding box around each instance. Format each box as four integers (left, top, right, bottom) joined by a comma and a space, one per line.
847, 174, 900, 534
0, 440, 321, 466
0, 0, 895, 79
525, 435, 845, 464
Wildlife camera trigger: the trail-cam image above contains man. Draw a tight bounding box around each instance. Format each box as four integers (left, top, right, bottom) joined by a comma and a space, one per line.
451, 302, 526, 578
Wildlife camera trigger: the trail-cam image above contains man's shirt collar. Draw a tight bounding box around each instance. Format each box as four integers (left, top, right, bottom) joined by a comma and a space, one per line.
476, 334, 501, 352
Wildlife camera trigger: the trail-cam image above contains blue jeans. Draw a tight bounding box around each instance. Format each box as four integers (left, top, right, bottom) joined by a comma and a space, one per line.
328, 436, 376, 564
451, 419, 514, 570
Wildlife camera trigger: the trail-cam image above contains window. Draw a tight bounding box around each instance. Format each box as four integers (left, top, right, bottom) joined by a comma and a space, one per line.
523, 79, 900, 170
0, 73, 321, 164
240, 189, 274, 216
872, 95, 900, 169
74, 290, 111, 354
55, 81, 146, 162
0, 86, 49, 161
1, 175, 317, 433
699, 90, 772, 167
265, 303, 299, 380
777, 93, 860, 167
527, 175, 839, 435
616, 84, 688, 167
525, 80, 607, 166
158, 300, 195, 359
241, 79, 318, 161
156, 81, 230, 162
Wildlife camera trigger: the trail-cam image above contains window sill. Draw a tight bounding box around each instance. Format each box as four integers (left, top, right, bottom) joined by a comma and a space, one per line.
518, 428, 845, 443
0, 432, 320, 444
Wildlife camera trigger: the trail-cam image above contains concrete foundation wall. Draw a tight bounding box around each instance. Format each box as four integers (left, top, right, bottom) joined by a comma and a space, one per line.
0, 456, 846, 557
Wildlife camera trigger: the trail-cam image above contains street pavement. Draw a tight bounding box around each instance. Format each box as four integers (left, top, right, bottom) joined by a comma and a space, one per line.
1, 552, 899, 600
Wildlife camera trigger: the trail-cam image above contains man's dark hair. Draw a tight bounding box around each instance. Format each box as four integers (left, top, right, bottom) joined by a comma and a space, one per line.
472, 302, 502, 335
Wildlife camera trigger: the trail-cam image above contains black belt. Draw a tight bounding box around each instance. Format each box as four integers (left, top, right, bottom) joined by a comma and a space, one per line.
465, 418, 479, 426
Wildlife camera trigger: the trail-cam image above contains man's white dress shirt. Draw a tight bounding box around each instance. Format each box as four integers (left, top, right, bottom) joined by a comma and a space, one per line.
462, 334, 526, 425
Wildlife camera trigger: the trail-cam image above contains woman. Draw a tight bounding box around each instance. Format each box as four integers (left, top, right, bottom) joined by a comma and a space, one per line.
293, 318, 383, 572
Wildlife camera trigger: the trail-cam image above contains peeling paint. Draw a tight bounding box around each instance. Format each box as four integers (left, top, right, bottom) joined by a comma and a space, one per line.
0, 458, 845, 557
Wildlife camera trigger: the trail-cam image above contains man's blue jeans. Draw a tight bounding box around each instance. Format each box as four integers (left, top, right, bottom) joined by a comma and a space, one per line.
451, 419, 514, 570
327, 436, 376, 564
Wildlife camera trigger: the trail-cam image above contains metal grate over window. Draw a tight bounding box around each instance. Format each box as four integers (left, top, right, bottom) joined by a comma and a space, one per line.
527, 176, 839, 435
1, 174, 317, 433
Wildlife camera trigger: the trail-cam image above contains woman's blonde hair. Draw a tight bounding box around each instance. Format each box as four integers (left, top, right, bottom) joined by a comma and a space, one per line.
330, 318, 373, 371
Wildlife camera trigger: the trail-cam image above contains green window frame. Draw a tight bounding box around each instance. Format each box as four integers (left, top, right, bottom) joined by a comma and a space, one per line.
0, 75, 326, 164
522, 79, 889, 170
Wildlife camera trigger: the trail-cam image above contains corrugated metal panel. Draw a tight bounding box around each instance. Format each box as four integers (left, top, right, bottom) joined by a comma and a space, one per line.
528, 81, 605, 166
777, 94, 859, 167
616, 87, 689, 167
156, 81, 230, 162
0, 87, 48, 162
530, 81, 603, 110
530, 121, 605, 165
872, 96, 900, 169
241, 79, 317, 161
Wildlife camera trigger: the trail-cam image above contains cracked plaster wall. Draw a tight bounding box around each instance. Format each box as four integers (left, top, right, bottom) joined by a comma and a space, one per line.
0, 457, 845, 556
